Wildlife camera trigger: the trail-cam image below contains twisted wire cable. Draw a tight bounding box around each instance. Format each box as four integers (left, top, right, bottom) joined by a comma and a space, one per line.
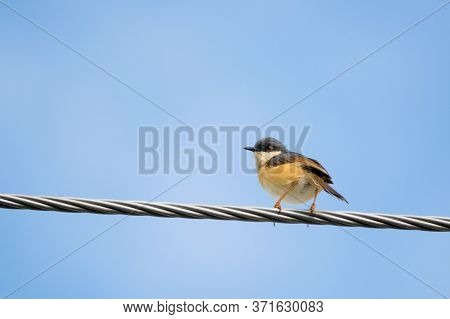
0, 194, 449, 232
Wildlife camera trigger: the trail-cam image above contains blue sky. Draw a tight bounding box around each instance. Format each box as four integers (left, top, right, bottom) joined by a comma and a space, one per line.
1, 0, 450, 298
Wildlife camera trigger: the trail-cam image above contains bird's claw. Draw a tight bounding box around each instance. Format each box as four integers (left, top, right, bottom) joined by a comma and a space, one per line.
274, 202, 282, 213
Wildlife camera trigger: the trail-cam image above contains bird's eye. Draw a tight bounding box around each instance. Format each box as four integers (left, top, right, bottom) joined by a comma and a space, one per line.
267, 146, 273, 151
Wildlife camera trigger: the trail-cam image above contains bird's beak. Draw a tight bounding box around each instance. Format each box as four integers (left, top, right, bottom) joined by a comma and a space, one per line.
244, 146, 257, 152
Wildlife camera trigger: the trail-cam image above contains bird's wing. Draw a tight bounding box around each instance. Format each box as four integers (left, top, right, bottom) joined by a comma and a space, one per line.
265, 152, 303, 166
264, 153, 348, 203
266, 152, 331, 182
262, 152, 307, 185
299, 156, 333, 184
299, 156, 348, 203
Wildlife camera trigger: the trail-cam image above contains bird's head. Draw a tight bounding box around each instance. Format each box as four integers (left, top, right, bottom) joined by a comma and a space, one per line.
244, 137, 288, 166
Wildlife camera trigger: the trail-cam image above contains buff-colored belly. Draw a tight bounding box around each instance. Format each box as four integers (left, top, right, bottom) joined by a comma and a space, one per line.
258, 164, 319, 204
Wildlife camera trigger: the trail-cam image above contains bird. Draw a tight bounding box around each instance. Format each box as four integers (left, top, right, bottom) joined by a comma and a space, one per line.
244, 137, 348, 212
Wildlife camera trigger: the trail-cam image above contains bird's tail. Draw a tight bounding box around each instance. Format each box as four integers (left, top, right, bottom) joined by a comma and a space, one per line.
321, 183, 349, 204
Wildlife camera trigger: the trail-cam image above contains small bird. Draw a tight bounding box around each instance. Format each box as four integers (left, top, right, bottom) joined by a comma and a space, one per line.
244, 137, 348, 212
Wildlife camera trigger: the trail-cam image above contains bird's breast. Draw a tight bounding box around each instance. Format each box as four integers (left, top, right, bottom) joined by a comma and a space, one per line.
257, 162, 306, 186
257, 163, 318, 203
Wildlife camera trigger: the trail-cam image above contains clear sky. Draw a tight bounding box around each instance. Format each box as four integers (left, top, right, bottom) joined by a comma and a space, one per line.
1, 0, 450, 298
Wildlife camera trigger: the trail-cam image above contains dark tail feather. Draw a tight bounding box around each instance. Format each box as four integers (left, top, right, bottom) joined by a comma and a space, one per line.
322, 183, 349, 204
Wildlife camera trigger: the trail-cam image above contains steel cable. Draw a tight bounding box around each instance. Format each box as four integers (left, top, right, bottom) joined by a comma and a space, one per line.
0, 194, 449, 232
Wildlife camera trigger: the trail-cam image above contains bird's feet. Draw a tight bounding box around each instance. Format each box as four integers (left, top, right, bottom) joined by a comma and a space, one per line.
309, 203, 316, 214
274, 201, 282, 213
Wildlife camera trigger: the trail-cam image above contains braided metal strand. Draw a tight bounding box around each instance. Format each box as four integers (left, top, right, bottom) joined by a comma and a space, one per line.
0, 194, 449, 232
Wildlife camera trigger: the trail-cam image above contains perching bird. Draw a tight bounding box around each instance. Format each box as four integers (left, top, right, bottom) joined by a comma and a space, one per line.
244, 137, 348, 212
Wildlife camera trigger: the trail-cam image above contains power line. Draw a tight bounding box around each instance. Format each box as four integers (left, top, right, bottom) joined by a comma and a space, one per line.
0, 194, 449, 232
